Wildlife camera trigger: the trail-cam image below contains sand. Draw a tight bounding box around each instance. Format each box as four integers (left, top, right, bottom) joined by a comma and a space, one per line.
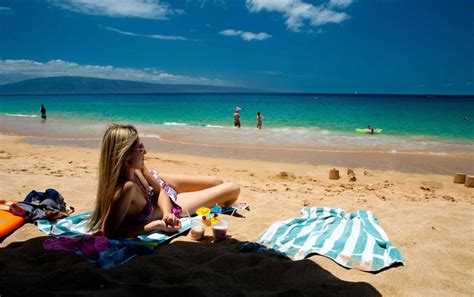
0, 133, 473, 296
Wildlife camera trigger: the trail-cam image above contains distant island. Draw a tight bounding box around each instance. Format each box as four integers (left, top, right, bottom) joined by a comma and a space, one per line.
0, 76, 471, 97
0, 76, 259, 95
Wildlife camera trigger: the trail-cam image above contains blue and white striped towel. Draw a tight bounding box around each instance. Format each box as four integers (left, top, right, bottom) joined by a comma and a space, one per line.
36, 212, 191, 244
36, 212, 192, 268
256, 207, 404, 271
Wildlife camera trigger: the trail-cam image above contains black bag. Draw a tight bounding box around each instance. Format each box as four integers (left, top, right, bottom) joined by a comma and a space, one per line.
9, 189, 74, 222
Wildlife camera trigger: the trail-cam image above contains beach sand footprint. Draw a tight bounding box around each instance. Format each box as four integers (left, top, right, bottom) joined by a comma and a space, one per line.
0, 150, 12, 159
276, 171, 296, 180
442, 195, 456, 202
162, 159, 186, 165
421, 181, 443, 190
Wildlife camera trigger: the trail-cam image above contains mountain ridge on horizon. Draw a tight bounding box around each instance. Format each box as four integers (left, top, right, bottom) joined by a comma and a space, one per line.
0, 76, 471, 97
0, 76, 260, 94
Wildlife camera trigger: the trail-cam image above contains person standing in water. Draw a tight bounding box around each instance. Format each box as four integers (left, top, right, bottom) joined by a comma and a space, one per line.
234, 107, 241, 128
256, 112, 264, 129
40, 104, 47, 120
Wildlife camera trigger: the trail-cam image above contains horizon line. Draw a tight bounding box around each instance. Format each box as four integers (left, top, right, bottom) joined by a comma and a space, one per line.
1, 76, 473, 97
1, 92, 473, 97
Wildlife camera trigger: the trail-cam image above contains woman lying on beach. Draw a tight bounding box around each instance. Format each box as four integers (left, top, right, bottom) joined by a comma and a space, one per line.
87, 124, 240, 238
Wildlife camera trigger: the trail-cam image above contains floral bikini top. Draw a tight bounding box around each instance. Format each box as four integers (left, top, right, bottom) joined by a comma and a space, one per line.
122, 170, 182, 227
135, 185, 154, 224
121, 176, 154, 227
151, 170, 182, 217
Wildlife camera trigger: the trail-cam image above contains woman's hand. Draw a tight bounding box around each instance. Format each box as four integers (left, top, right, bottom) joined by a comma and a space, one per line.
163, 213, 182, 229
145, 218, 181, 233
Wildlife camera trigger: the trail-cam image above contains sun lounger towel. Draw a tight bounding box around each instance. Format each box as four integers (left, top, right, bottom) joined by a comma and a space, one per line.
36, 211, 191, 240
36, 205, 245, 268
256, 207, 404, 272
36, 212, 191, 268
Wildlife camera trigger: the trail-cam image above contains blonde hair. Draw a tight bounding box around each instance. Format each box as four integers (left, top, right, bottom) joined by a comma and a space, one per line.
88, 123, 139, 231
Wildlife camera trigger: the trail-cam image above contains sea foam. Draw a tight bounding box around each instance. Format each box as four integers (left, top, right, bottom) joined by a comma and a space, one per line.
140, 133, 161, 139
163, 122, 187, 126
4, 113, 37, 118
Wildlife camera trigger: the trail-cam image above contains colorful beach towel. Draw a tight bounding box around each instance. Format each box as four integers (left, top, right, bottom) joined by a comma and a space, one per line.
256, 207, 404, 272
36, 212, 191, 268
36, 212, 192, 241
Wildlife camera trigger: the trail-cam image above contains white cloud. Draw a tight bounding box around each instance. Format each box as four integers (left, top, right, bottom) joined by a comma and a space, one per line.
246, 0, 351, 32
328, 0, 353, 9
241, 32, 271, 41
220, 29, 242, 36
0, 59, 228, 86
246, 0, 295, 11
105, 27, 187, 40
0, 6, 11, 12
186, 0, 227, 9
50, 0, 180, 20
219, 29, 271, 41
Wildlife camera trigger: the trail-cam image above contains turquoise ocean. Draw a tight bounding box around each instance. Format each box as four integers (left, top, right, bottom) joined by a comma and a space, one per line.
1, 93, 473, 154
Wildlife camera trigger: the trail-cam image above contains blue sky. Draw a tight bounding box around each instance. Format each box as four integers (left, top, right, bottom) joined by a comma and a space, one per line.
0, 0, 472, 94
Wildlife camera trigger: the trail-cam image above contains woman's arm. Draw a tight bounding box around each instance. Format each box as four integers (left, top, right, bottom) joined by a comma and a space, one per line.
141, 165, 181, 228
118, 217, 178, 238
104, 181, 180, 238
141, 165, 172, 216
101, 182, 135, 237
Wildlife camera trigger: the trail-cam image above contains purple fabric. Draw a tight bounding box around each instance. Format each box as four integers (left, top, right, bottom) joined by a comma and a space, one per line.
151, 170, 182, 217
43, 235, 110, 258
136, 186, 153, 223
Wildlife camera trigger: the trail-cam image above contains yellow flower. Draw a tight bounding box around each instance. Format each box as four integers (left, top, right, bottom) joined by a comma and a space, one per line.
196, 207, 210, 217
210, 217, 220, 224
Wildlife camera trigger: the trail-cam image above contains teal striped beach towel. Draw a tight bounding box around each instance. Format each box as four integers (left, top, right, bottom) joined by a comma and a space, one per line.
36, 212, 191, 244
35, 203, 244, 241
35, 212, 192, 268
256, 207, 404, 272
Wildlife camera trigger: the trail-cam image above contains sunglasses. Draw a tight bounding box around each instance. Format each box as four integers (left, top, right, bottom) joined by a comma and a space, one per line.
134, 142, 146, 153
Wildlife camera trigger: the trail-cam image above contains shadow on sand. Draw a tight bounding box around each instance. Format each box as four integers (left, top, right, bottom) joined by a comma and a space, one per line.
0, 236, 381, 296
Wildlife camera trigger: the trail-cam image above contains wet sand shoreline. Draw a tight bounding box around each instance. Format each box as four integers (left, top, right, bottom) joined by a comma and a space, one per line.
19, 134, 473, 175
1, 115, 473, 175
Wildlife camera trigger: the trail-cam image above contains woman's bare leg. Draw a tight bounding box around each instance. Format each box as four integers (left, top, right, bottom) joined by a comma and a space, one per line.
159, 174, 223, 193
159, 174, 240, 215
177, 182, 240, 216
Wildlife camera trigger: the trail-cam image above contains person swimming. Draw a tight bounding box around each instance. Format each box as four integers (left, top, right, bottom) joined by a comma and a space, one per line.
367, 124, 374, 134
